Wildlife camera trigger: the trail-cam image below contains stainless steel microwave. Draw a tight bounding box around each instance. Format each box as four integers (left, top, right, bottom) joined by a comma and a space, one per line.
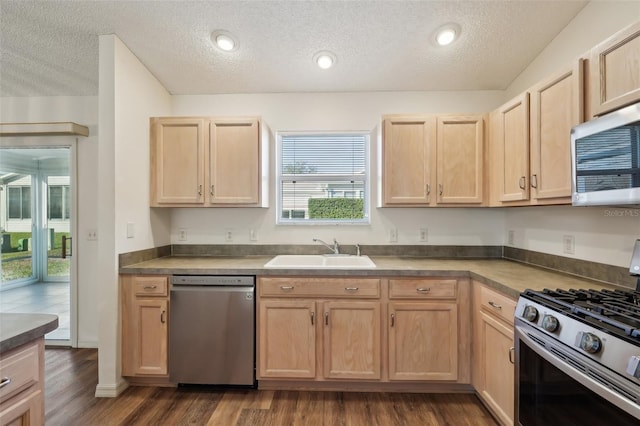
571, 102, 640, 207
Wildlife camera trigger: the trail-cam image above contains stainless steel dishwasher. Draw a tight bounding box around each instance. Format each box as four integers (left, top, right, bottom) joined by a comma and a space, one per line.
169, 275, 255, 386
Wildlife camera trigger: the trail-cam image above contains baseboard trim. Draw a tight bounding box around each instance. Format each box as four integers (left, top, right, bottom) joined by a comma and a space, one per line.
77, 340, 98, 349
95, 377, 129, 397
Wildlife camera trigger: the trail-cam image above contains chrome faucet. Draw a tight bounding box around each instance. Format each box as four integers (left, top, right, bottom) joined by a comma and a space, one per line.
313, 238, 340, 255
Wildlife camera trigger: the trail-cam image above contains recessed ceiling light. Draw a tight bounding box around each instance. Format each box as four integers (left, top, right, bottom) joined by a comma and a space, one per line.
434, 24, 460, 46
314, 51, 336, 69
211, 30, 237, 52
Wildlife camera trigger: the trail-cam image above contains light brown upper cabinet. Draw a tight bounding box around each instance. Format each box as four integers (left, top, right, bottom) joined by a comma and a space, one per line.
382, 116, 436, 206
495, 93, 530, 203
530, 62, 583, 201
209, 118, 261, 205
382, 114, 485, 207
491, 61, 583, 206
436, 115, 484, 204
150, 117, 206, 205
588, 21, 640, 118
150, 116, 263, 207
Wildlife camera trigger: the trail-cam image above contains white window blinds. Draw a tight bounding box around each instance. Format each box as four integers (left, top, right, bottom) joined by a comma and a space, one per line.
278, 132, 369, 223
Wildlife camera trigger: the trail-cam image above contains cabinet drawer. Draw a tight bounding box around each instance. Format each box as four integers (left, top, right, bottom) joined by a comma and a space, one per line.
479, 285, 517, 325
260, 277, 380, 298
389, 279, 457, 299
0, 341, 39, 404
133, 276, 168, 297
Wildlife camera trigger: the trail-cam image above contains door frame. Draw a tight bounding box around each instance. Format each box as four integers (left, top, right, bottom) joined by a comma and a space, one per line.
0, 138, 79, 347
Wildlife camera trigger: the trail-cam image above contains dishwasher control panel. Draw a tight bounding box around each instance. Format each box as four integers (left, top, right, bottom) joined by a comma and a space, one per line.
171, 275, 255, 286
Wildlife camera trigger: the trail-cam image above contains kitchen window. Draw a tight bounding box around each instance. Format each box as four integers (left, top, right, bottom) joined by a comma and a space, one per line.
277, 132, 369, 224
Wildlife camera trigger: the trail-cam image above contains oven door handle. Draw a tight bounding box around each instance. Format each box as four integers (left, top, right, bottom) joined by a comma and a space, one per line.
515, 325, 640, 420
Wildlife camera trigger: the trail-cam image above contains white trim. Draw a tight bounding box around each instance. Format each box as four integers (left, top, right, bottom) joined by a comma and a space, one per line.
94, 378, 129, 398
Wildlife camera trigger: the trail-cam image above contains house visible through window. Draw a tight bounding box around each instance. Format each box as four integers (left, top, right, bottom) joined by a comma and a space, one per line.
47, 185, 70, 220
5, 183, 70, 221
7, 186, 31, 219
278, 132, 369, 224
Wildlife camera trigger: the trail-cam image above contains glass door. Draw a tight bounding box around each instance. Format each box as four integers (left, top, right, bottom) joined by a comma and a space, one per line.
0, 147, 74, 344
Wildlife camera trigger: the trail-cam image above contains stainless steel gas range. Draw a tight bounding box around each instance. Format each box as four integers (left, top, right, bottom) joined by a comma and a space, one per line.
515, 288, 640, 425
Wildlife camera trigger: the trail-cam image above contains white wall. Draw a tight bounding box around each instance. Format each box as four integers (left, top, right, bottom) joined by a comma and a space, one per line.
502, 3, 640, 268
0, 95, 99, 347
171, 92, 506, 247
96, 35, 171, 397
506, 1, 640, 99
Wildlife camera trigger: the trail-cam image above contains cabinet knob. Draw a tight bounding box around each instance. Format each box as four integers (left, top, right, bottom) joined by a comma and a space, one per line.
439, 184, 443, 196
416, 287, 431, 293
530, 174, 538, 189
210, 185, 215, 196
426, 184, 431, 196
310, 311, 315, 325
344, 287, 359, 292
143, 285, 157, 290
160, 310, 166, 324
198, 185, 203, 195
390, 313, 395, 327
280, 285, 294, 291
509, 347, 515, 364
519, 176, 526, 190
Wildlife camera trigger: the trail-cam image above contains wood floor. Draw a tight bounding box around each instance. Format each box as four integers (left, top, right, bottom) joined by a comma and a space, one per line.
44, 348, 498, 426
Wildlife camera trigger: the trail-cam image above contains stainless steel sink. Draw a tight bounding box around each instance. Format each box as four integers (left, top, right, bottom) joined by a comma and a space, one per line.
264, 254, 376, 269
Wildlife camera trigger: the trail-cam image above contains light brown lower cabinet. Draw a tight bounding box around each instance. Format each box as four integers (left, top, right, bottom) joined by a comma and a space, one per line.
388, 302, 458, 381
257, 276, 469, 386
121, 275, 170, 378
0, 339, 44, 426
472, 281, 517, 426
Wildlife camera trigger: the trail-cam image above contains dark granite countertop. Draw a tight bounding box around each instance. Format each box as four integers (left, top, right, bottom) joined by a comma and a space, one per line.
0, 313, 58, 353
119, 256, 627, 299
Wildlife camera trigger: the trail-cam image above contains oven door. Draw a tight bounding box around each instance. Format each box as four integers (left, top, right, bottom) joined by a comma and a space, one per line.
515, 322, 640, 425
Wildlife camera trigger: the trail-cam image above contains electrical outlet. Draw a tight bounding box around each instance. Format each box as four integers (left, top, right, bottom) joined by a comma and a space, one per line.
389, 228, 398, 243
419, 228, 428, 242
249, 229, 258, 242
225, 229, 233, 242
87, 229, 98, 241
563, 235, 575, 254
178, 228, 187, 241
508, 230, 515, 246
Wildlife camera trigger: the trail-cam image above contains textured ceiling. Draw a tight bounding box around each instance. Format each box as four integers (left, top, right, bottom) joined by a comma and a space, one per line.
0, 0, 589, 97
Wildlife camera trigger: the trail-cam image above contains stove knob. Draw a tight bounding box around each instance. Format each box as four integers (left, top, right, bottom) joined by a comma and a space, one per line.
576, 332, 602, 354
541, 315, 559, 333
523, 305, 539, 322
626, 356, 640, 379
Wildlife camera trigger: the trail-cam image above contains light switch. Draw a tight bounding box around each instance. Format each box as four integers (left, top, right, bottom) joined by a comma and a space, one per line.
126, 222, 135, 239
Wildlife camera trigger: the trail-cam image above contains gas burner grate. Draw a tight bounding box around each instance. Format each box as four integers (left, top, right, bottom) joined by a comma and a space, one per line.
522, 288, 640, 340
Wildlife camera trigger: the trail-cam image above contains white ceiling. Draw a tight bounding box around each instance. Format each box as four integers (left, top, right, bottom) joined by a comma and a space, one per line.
0, 0, 589, 97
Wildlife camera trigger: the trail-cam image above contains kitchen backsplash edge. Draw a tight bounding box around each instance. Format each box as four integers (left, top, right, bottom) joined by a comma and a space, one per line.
503, 247, 635, 289
118, 244, 634, 289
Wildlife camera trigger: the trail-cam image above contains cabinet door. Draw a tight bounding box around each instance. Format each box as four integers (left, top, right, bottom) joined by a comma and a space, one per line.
209, 118, 260, 205
589, 22, 640, 117
382, 116, 436, 205
0, 389, 43, 426
436, 115, 484, 204
388, 302, 458, 381
530, 62, 583, 201
124, 299, 168, 376
498, 93, 530, 202
323, 301, 381, 380
258, 300, 316, 379
479, 311, 514, 426
150, 117, 206, 205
